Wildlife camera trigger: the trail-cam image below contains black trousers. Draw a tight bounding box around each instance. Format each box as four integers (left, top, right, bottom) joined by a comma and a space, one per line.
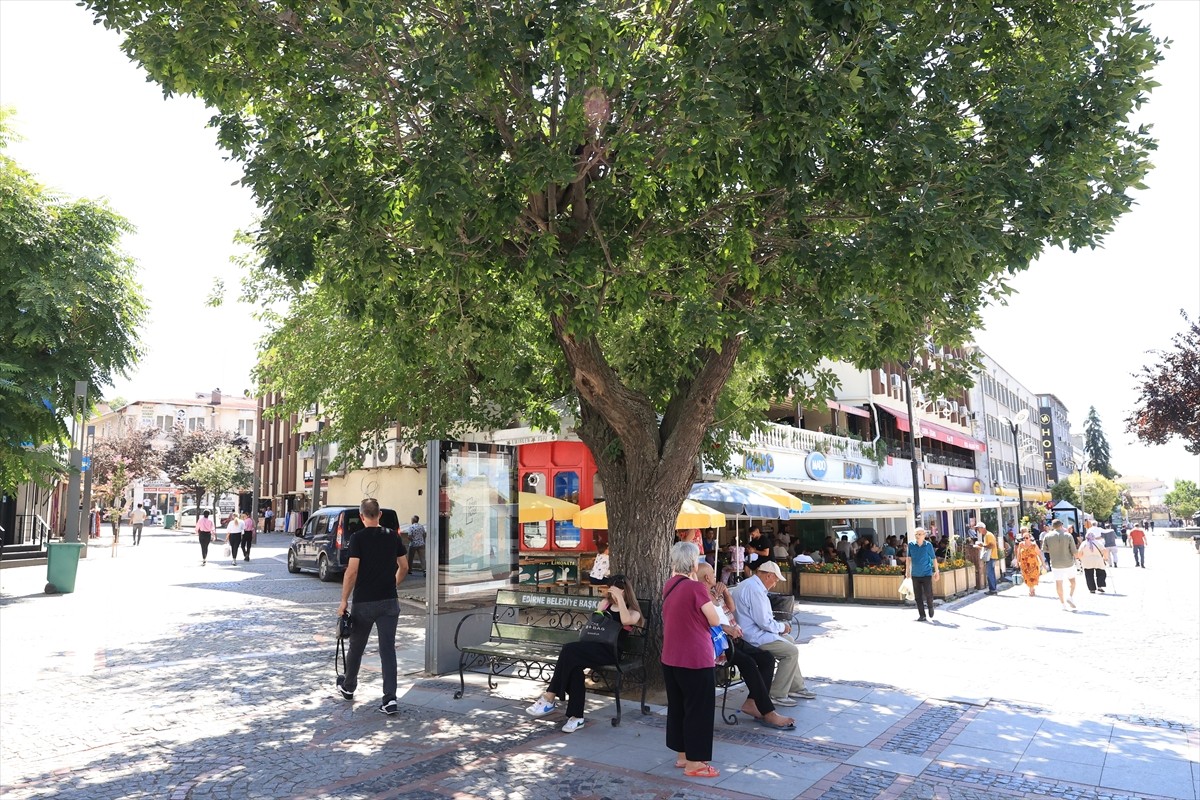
662, 663, 715, 762
1083, 567, 1107, 592
547, 640, 617, 717
241, 533, 253, 559
912, 575, 934, 618
226, 533, 242, 561
198, 532, 211, 560
729, 640, 775, 715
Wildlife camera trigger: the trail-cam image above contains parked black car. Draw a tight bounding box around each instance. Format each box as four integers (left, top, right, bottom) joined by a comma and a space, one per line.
287, 505, 401, 581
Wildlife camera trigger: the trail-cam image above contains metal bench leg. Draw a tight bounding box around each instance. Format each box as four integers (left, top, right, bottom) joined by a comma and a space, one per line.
640, 669, 650, 715
720, 678, 738, 725
611, 673, 623, 726
454, 653, 467, 699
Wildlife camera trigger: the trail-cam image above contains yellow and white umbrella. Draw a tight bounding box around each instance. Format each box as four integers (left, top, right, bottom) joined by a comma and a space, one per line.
518, 492, 581, 524
729, 479, 811, 514
572, 499, 726, 530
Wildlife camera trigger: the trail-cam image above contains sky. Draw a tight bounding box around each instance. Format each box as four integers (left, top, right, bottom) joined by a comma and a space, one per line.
1, 0, 1197, 487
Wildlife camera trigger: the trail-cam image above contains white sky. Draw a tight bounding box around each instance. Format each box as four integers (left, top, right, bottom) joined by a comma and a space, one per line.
2, 0, 1197, 487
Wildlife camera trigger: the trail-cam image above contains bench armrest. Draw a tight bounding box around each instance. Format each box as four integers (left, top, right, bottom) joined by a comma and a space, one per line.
453, 611, 495, 650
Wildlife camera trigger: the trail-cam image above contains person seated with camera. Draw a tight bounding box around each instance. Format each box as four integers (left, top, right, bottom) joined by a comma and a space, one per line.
526, 575, 643, 733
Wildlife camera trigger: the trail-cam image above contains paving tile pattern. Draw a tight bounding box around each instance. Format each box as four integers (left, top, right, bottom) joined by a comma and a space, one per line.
1105, 713, 1199, 734
924, 764, 1155, 800
880, 704, 967, 756
814, 767, 897, 799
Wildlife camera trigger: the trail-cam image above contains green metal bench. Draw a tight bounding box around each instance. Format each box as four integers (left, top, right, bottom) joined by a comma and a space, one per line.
452, 588, 654, 726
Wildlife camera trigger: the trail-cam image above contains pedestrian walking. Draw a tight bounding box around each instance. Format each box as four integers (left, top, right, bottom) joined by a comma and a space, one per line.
263, 505, 274, 533
906, 527, 939, 621
525, 575, 642, 733
1041, 520, 1079, 611
196, 510, 214, 565
1016, 526, 1044, 597
1100, 526, 1119, 567
661, 540, 721, 778
240, 511, 255, 562
1078, 529, 1109, 593
975, 523, 999, 594
224, 512, 242, 566
336, 498, 408, 715
129, 503, 147, 546
405, 515, 426, 574
1129, 524, 1147, 567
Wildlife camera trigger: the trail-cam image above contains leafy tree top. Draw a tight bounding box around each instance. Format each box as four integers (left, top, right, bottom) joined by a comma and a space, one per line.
0, 113, 146, 492
162, 427, 249, 502
88, 1, 1163, 466
1163, 479, 1199, 521
1128, 312, 1200, 455
90, 425, 161, 507
182, 444, 252, 511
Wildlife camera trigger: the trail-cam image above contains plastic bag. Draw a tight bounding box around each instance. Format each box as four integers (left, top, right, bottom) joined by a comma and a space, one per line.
898, 577, 914, 601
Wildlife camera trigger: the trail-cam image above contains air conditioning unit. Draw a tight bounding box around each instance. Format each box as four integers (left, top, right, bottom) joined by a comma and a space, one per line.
407, 446, 427, 466
890, 374, 902, 399
376, 443, 391, 464
298, 447, 315, 459
937, 399, 952, 418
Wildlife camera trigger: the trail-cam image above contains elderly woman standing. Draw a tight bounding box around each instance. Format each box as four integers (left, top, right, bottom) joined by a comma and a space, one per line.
662, 541, 722, 778
1077, 529, 1109, 593
1016, 526, 1044, 597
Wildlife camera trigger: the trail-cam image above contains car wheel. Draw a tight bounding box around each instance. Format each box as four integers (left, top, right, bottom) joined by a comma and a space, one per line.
318, 553, 334, 582
287, 549, 301, 574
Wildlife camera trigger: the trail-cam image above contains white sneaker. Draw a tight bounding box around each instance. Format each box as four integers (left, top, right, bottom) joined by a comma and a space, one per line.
525, 698, 556, 717
562, 716, 586, 733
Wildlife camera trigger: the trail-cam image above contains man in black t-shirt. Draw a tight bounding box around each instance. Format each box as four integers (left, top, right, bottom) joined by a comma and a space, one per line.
336, 498, 409, 715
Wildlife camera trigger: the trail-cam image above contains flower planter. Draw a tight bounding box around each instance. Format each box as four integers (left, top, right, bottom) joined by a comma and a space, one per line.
797, 571, 850, 600
851, 573, 906, 603
933, 567, 970, 598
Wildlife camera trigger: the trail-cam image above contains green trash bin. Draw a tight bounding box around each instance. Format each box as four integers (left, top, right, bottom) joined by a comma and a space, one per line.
164, 513, 175, 530
46, 541, 86, 594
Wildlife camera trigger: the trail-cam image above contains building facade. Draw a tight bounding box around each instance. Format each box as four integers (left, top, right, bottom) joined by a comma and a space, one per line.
1036, 393, 1074, 485
968, 348, 1049, 506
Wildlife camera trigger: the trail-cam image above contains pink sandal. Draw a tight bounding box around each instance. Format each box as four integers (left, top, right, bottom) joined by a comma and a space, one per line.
684, 764, 720, 778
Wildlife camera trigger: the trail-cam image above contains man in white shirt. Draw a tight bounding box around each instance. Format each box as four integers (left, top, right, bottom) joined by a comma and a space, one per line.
732, 561, 816, 705
129, 503, 147, 546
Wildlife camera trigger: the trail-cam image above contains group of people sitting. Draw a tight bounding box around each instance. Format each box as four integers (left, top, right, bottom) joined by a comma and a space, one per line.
527, 542, 815, 778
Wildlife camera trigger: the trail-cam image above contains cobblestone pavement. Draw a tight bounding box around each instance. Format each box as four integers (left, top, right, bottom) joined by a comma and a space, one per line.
1, 529, 1197, 799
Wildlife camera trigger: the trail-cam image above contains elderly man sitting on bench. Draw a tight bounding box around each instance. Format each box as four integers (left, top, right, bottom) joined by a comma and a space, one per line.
731, 561, 816, 706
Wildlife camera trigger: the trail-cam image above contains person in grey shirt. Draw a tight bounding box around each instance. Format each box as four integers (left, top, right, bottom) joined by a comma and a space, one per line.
1041, 520, 1079, 611
1100, 526, 1119, 567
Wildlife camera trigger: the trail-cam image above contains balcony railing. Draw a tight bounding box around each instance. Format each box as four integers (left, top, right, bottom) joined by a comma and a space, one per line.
746, 423, 873, 462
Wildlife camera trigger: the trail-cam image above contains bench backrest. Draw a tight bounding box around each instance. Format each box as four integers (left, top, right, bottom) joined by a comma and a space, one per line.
491, 588, 655, 659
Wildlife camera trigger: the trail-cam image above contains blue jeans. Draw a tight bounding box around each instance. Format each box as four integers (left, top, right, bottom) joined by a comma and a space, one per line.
984, 560, 998, 591
1133, 544, 1145, 566
342, 598, 400, 702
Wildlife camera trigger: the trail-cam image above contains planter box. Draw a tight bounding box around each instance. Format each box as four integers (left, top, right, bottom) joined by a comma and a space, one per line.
851, 573, 906, 603
797, 571, 850, 600
933, 567, 970, 598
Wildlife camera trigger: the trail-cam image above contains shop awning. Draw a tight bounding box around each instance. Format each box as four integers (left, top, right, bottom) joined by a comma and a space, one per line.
825, 399, 871, 418
882, 406, 985, 453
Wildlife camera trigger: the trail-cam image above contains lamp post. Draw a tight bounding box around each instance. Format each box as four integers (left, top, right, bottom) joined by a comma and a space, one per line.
901, 360, 922, 532
1001, 409, 1030, 529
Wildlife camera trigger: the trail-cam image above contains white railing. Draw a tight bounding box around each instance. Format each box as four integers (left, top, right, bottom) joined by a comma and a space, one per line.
745, 422, 873, 462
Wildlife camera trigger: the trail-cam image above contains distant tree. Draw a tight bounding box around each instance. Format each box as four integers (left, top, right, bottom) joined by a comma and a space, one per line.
1127, 312, 1200, 455
162, 427, 248, 509
1051, 479, 1079, 508
0, 114, 146, 493
90, 425, 161, 535
1083, 407, 1115, 479
1071, 472, 1122, 522
182, 444, 251, 517
1164, 479, 1200, 522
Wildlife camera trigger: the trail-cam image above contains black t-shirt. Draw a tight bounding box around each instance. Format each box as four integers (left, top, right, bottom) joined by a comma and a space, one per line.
347, 526, 407, 603
753, 535, 775, 561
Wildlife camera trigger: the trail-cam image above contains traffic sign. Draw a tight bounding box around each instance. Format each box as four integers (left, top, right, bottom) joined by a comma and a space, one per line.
81, 456, 90, 472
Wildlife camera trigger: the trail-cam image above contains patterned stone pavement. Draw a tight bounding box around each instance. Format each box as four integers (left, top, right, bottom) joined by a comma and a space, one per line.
1, 529, 1197, 800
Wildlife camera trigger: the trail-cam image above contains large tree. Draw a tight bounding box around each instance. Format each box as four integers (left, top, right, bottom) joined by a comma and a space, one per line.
90, 425, 161, 535
1069, 472, 1122, 523
0, 115, 146, 493
1163, 479, 1200, 523
162, 427, 249, 510
88, 0, 1162, 604
182, 444, 252, 517
1083, 406, 1116, 479
1127, 312, 1200, 455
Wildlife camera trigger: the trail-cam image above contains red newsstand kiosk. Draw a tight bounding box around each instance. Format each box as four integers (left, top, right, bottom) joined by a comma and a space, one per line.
518, 441, 604, 587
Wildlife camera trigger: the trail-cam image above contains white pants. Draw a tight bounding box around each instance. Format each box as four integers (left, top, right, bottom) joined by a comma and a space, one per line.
759, 638, 807, 697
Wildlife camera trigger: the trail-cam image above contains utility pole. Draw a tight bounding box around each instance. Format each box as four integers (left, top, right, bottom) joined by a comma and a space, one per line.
63, 381, 88, 543
902, 360, 922, 534
310, 404, 323, 513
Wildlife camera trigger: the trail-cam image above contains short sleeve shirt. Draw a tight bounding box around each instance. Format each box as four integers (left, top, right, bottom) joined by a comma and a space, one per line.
909, 541, 936, 577
661, 576, 714, 669
347, 527, 407, 604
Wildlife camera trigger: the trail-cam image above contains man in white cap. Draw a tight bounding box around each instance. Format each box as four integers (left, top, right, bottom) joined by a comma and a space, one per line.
731, 561, 816, 706
975, 522, 999, 594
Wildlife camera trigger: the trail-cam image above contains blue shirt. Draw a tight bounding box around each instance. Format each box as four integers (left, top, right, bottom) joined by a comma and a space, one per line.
908, 541, 936, 577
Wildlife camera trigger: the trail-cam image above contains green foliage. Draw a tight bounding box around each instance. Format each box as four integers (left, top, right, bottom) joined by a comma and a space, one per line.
1164, 479, 1200, 521
1051, 479, 1079, 507
0, 115, 146, 493
162, 427, 249, 507
1127, 312, 1200, 455
1070, 472, 1121, 521
182, 444, 251, 514
90, 426, 161, 510
1083, 406, 1116, 479
85, 0, 1163, 597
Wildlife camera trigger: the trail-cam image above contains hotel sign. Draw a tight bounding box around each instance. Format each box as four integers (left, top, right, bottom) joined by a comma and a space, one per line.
1038, 407, 1059, 483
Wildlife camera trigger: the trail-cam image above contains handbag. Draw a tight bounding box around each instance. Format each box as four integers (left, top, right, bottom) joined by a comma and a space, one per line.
578, 611, 622, 649
710, 625, 730, 666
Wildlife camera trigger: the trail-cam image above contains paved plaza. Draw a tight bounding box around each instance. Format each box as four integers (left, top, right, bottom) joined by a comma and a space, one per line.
1, 529, 1197, 800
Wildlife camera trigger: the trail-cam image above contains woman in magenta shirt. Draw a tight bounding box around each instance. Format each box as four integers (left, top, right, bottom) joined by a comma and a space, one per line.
195, 510, 215, 565
661, 541, 722, 778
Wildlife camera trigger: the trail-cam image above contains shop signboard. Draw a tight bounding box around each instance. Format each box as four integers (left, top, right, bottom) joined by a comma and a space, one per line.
946, 476, 983, 494
1039, 407, 1060, 483
805, 452, 828, 480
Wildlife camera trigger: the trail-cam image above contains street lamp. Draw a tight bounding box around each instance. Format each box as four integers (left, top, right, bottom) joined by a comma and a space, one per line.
901, 359, 922, 532
1001, 409, 1030, 527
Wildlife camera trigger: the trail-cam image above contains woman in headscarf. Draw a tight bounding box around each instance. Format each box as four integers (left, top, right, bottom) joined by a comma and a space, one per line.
1015, 526, 1044, 597
1077, 529, 1109, 593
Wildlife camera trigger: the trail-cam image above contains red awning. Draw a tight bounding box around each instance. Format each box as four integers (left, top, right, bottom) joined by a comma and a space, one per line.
887, 408, 985, 453
825, 399, 871, 418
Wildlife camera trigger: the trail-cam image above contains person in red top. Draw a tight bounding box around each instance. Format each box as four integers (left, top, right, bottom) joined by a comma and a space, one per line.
1128, 525, 1147, 567
661, 541, 722, 778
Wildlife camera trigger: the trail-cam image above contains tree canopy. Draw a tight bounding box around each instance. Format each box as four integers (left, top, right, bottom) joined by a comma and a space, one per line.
0, 114, 146, 493
162, 427, 249, 509
182, 444, 251, 515
87, 0, 1163, 599
1070, 471, 1122, 522
1083, 406, 1116, 479
90, 425, 161, 513
1163, 479, 1199, 522
1127, 312, 1200, 455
